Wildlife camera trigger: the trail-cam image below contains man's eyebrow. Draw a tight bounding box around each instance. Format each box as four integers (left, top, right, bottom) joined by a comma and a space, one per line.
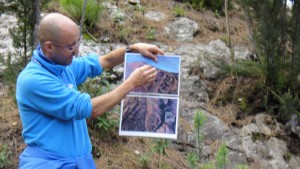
68, 38, 81, 46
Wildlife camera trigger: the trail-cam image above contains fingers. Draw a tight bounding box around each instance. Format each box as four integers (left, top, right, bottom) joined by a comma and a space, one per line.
154, 47, 164, 55
139, 65, 157, 82
133, 43, 164, 62
144, 51, 157, 62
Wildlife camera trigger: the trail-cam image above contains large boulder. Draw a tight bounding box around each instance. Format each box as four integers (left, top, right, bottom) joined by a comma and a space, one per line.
164, 17, 199, 42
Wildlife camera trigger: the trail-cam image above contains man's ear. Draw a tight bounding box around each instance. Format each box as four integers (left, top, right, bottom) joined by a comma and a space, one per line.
44, 41, 53, 52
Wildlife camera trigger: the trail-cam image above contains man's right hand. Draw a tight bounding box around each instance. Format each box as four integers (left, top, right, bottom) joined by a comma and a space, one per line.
127, 65, 157, 88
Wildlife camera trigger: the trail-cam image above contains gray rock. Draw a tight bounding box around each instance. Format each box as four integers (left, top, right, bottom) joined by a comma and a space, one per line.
145, 11, 167, 21
164, 17, 199, 42
102, 2, 126, 24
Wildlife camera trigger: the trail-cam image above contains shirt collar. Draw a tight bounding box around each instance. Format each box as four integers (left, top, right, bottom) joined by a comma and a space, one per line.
32, 45, 66, 76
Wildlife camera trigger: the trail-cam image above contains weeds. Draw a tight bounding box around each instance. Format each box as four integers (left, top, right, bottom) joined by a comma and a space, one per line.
0, 53, 23, 96
271, 90, 300, 123
215, 143, 228, 169
152, 139, 169, 169
235, 164, 249, 169
146, 28, 156, 41
0, 144, 12, 168
138, 153, 150, 169
60, 0, 103, 27
193, 110, 207, 160
78, 71, 120, 137
173, 5, 185, 17
95, 111, 119, 136
201, 161, 214, 169
187, 152, 198, 169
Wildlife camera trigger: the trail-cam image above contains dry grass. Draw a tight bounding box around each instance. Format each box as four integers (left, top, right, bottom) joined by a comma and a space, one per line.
93, 0, 250, 47
0, 83, 25, 168
205, 76, 260, 128
93, 136, 188, 169
45, 0, 250, 46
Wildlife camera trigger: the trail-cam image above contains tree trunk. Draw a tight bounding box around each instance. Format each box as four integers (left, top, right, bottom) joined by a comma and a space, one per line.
33, 0, 40, 49
291, 1, 300, 88
80, 0, 88, 37
225, 0, 233, 63
240, 0, 259, 62
280, 0, 287, 66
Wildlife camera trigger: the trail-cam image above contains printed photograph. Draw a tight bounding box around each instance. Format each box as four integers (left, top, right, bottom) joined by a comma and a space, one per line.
124, 53, 180, 96
119, 96, 179, 139
119, 53, 181, 139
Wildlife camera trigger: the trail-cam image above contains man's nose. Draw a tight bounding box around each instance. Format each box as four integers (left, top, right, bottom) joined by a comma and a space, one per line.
72, 47, 80, 57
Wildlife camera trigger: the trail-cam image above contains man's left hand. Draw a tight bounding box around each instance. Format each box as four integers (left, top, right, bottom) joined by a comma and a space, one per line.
130, 43, 164, 62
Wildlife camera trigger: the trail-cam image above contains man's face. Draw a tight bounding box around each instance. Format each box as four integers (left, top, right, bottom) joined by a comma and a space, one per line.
45, 24, 81, 66
50, 37, 81, 65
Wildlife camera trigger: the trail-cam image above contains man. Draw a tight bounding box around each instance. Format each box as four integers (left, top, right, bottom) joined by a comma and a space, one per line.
16, 13, 164, 168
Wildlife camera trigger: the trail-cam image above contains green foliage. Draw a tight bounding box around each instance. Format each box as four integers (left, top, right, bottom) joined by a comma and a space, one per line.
283, 152, 292, 162
173, 5, 185, 17
0, 53, 22, 86
187, 152, 198, 169
238, 97, 248, 112
0, 0, 37, 94
138, 153, 149, 169
235, 164, 249, 169
133, 4, 145, 13
193, 110, 206, 160
95, 112, 118, 133
117, 26, 131, 42
60, 0, 103, 27
216, 60, 266, 80
8, 0, 37, 67
215, 143, 229, 169
271, 90, 300, 123
152, 139, 169, 169
152, 139, 169, 156
82, 32, 94, 41
201, 161, 214, 169
0, 144, 12, 168
146, 28, 157, 41
183, 0, 225, 14
194, 110, 207, 129
241, 0, 300, 92
78, 71, 119, 136
161, 163, 172, 169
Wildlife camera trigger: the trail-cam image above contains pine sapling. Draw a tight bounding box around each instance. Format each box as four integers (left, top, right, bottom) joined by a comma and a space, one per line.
152, 139, 169, 169
193, 110, 207, 160
216, 143, 229, 169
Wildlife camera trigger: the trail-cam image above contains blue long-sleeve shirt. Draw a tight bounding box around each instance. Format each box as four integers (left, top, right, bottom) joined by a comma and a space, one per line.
16, 46, 102, 158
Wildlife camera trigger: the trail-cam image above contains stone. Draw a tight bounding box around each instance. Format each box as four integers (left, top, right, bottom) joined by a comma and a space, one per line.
164, 17, 199, 42
145, 11, 167, 21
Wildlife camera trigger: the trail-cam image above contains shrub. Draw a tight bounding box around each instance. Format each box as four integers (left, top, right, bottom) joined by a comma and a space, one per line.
0, 144, 12, 168
215, 143, 229, 169
173, 5, 185, 17
152, 139, 169, 169
78, 71, 120, 137
138, 154, 149, 169
271, 90, 300, 123
187, 152, 198, 169
60, 0, 103, 27
193, 110, 206, 160
146, 28, 156, 41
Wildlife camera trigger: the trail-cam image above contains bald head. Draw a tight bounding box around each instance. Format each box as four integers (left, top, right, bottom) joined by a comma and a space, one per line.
38, 13, 79, 45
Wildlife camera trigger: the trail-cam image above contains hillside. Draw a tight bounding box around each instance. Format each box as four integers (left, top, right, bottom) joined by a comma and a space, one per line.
1, 0, 299, 169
